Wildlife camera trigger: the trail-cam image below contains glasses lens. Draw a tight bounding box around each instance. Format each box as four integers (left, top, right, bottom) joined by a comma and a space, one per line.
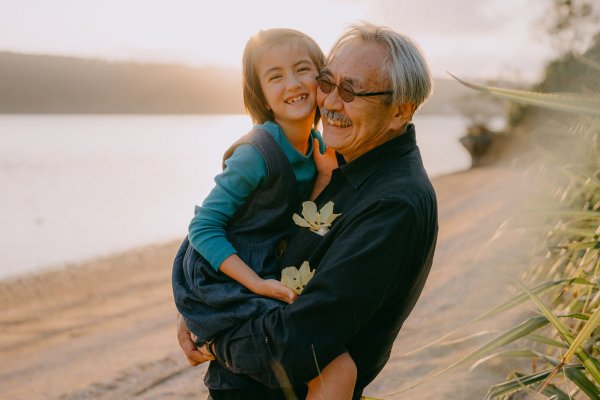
339, 82, 355, 102
317, 76, 356, 103
317, 76, 333, 93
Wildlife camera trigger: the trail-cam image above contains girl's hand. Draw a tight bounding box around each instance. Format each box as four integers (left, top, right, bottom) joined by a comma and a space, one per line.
255, 279, 298, 304
312, 138, 338, 177
310, 138, 338, 200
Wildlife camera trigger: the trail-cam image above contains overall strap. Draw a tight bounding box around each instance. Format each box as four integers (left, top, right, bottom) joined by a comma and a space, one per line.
221, 127, 299, 192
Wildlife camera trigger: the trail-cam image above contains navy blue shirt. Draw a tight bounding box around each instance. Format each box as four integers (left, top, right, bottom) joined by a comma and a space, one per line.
213, 124, 438, 398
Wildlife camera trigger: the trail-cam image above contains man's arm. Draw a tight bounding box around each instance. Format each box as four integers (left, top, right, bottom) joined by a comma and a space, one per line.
213, 200, 419, 386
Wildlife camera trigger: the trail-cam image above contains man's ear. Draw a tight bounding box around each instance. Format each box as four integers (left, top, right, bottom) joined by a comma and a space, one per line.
389, 102, 415, 132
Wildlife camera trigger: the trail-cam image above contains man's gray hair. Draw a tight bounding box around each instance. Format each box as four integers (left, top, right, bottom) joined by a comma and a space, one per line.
330, 22, 433, 110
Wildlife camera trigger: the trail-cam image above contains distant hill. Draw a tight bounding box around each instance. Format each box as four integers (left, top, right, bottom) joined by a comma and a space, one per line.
0, 51, 497, 115
0, 52, 245, 114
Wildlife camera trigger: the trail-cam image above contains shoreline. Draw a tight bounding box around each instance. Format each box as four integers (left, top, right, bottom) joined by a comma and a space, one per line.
0, 165, 474, 285
0, 157, 539, 399
0, 238, 184, 285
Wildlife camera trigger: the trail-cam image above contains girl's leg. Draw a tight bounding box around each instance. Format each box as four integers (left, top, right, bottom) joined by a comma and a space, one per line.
306, 352, 357, 400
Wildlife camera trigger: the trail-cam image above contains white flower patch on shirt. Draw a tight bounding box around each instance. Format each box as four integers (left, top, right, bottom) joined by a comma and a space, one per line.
280, 261, 315, 295
292, 201, 341, 236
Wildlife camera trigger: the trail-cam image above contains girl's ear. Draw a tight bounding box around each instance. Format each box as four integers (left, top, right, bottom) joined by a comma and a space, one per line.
388, 102, 415, 132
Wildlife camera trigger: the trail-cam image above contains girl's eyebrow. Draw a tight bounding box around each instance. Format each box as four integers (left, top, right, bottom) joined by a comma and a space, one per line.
262, 66, 282, 79
293, 58, 314, 67
262, 59, 314, 79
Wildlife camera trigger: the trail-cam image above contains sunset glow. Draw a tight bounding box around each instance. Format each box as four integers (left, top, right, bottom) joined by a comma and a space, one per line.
1, 0, 557, 80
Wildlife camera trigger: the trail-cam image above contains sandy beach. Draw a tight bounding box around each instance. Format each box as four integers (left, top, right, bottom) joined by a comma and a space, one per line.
0, 144, 543, 399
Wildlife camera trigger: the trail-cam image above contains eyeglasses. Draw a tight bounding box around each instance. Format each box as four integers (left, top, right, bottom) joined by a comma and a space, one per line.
316, 74, 393, 103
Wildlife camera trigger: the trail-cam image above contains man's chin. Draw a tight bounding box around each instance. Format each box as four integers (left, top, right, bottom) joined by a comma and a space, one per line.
322, 130, 343, 150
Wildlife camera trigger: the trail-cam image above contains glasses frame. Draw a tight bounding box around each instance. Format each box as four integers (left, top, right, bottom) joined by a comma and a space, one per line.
316, 74, 393, 103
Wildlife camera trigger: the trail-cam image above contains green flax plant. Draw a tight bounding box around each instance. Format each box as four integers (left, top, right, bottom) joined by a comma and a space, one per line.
447, 72, 600, 399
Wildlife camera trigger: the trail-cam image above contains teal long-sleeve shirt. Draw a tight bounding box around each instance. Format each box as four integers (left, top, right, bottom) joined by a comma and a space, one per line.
188, 121, 324, 271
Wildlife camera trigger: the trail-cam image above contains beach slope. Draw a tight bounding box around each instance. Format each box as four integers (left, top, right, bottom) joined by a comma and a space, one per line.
0, 159, 536, 399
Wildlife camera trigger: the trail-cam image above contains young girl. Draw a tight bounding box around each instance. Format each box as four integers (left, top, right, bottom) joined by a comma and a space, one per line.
172, 29, 356, 399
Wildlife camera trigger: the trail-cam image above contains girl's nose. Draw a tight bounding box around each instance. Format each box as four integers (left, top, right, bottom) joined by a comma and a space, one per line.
286, 73, 301, 90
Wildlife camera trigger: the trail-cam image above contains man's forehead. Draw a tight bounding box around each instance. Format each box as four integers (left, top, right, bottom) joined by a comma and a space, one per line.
322, 57, 363, 84
324, 40, 386, 84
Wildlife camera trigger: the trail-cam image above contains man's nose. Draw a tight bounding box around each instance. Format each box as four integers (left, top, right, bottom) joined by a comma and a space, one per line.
320, 86, 343, 110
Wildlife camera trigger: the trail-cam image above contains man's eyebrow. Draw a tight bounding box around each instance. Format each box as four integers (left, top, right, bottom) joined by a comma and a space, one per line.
318, 68, 362, 87
320, 67, 332, 76
345, 77, 361, 87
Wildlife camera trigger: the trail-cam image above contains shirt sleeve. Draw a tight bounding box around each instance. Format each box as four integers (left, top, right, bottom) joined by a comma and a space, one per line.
188, 144, 267, 270
213, 200, 418, 386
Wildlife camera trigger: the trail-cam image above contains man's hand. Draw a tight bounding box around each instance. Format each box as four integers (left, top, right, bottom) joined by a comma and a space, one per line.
177, 313, 215, 366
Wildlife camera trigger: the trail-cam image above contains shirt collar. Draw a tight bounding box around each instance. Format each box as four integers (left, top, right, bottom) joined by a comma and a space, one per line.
262, 120, 322, 159
337, 123, 417, 190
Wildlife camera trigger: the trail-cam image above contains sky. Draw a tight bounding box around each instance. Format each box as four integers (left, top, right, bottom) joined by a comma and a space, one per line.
1, 0, 560, 81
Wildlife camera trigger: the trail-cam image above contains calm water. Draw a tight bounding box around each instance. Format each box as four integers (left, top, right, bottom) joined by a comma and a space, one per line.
0, 114, 471, 280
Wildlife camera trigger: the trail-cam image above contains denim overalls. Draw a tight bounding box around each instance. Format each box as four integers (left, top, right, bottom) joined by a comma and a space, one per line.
172, 127, 303, 343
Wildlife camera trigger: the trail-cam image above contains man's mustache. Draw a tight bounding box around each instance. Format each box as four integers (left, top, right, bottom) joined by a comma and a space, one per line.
320, 108, 352, 126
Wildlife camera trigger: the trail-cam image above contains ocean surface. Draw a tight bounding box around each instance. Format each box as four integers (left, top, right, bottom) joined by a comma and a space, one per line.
0, 114, 471, 280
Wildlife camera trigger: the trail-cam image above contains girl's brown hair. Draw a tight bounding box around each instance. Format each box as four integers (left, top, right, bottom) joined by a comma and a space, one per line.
242, 28, 325, 128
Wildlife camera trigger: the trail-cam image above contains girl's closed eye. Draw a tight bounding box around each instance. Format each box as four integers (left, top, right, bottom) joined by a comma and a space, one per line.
297, 65, 314, 74
268, 74, 283, 82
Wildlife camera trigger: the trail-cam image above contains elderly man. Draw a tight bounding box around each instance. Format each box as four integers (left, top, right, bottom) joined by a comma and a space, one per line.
176, 23, 438, 399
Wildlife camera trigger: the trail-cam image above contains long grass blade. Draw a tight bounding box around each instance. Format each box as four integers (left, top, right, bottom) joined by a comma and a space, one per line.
551, 227, 600, 237
506, 274, 600, 384
471, 348, 600, 397
469, 349, 545, 372
538, 382, 572, 400
398, 279, 574, 358
270, 361, 298, 400
568, 241, 600, 250
384, 316, 549, 396
485, 367, 582, 400
527, 334, 569, 349
543, 305, 600, 390
563, 365, 600, 398
449, 73, 600, 117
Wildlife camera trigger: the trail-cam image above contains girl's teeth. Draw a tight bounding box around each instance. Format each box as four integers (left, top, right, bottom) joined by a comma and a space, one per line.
287, 95, 307, 104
